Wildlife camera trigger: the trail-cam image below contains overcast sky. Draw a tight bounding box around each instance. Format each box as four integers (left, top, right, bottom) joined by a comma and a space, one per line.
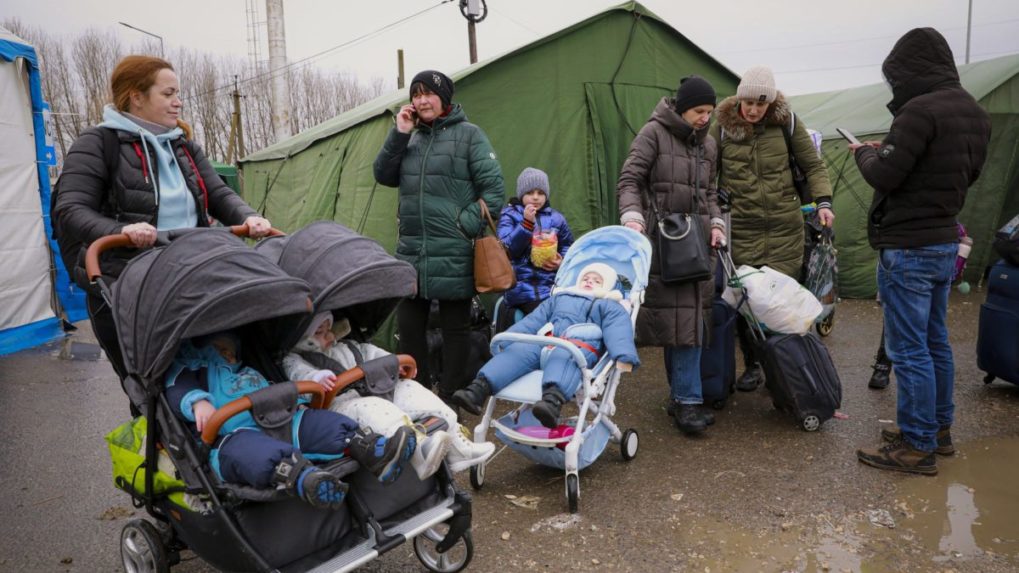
7, 0, 1019, 96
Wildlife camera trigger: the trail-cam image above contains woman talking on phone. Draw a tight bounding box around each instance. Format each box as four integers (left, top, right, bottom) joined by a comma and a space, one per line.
373, 70, 505, 406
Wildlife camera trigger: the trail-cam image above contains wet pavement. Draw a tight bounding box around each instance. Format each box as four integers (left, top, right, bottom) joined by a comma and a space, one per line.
1, 292, 1017, 572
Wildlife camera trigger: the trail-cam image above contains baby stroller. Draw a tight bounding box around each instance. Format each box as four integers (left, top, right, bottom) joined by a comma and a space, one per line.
92, 226, 469, 573
468, 226, 651, 514
801, 205, 838, 337
255, 221, 474, 571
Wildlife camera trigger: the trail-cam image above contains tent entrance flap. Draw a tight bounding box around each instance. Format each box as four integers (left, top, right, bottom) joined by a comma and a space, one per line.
585, 82, 674, 227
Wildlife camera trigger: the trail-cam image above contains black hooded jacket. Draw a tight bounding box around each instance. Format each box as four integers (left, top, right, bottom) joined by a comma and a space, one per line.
854, 27, 991, 249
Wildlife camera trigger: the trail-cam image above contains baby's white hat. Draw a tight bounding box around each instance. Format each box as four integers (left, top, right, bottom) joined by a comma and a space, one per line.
302, 311, 333, 341
577, 262, 618, 290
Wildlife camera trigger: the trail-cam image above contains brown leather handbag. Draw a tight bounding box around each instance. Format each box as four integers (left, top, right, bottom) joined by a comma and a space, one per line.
474, 199, 516, 293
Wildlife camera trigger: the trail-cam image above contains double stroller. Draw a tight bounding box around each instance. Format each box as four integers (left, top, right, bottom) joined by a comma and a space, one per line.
92, 223, 472, 573
468, 226, 651, 513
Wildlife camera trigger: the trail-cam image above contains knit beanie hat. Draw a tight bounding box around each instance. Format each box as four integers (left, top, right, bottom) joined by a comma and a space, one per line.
736, 66, 777, 104
301, 311, 333, 342
516, 167, 550, 200
410, 70, 454, 107
673, 75, 716, 113
577, 263, 618, 291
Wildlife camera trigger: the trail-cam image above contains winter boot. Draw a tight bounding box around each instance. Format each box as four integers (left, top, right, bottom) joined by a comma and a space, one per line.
868, 363, 891, 389
856, 440, 937, 476
667, 400, 715, 426
881, 425, 955, 456
446, 424, 496, 473
410, 427, 452, 480
348, 426, 416, 484
674, 404, 707, 435
735, 363, 764, 392
272, 453, 347, 510
532, 386, 568, 429
451, 378, 492, 416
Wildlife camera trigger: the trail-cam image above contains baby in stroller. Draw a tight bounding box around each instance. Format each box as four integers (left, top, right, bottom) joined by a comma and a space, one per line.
283, 313, 496, 477
166, 331, 416, 508
453, 262, 640, 428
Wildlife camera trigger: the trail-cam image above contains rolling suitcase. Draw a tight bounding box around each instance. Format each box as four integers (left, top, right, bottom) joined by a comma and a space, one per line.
977, 259, 1019, 385
700, 259, 737, 409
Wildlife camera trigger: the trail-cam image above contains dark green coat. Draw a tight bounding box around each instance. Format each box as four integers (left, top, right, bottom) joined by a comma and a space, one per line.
710, 94, 831, 278
373, 104, 504, 299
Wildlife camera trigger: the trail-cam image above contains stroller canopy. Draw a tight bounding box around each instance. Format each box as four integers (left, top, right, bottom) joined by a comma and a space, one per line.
112, 231, 312, 382
255, 221, 417, 345
555, 226, 652, 294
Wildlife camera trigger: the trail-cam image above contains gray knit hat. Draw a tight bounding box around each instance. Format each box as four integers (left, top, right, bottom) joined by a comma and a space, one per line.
736, 66, 777, 104
516, 167, 550, 200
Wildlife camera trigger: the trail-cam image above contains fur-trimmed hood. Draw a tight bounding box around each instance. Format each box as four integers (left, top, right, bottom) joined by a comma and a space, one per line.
650, 97, 710, 146
714, 92, 792, 142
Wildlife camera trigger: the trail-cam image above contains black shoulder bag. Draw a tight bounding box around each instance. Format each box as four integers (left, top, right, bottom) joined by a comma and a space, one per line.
647, 145, 712, 284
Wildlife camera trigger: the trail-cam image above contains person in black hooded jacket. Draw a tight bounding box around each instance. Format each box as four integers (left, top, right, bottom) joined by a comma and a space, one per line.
851, 28, 990, 476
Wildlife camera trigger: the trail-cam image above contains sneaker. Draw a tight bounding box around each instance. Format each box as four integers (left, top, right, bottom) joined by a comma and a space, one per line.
532, 387, 567, 429
451, 378, 492, 416
349, 426, 416, 484
868, 363, 891, 389
881, 425, 954, 456
856, 440, 937, 476
410, 429, 452, 480
296, 467, 348, 510
735, 363, 764, 392
674, 404, 707, 435
446, 424, 495, 473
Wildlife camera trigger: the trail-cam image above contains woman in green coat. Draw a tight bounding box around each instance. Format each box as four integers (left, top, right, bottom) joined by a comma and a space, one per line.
373, 70, 504, 403
711, 66, 834, 392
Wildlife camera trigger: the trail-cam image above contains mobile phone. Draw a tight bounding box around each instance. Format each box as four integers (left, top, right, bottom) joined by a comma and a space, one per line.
836, 127, 861, 145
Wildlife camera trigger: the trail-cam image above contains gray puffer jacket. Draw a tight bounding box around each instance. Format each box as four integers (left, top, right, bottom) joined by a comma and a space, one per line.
54, 127, 257, 289
617, 98, 721, 347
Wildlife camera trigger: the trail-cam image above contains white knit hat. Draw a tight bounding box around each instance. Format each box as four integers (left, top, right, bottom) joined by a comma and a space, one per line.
302, 311, 333, 341
577, 263, 618, 291
737, 66, 777, 104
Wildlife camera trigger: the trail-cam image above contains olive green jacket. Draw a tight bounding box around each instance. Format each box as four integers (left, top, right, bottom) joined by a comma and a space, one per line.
374, 104, 505, 299
710, 94, 831, 278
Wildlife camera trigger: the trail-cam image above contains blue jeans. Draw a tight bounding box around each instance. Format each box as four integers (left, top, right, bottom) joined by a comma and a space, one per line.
877, 244, 956, 452
665, 345, 703, 405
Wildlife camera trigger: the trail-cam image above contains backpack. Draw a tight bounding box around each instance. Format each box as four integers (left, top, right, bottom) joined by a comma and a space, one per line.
994, 212, 1019, 266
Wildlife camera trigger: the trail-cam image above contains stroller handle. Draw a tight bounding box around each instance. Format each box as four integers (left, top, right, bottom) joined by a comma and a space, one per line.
201, 381, 326, 445
85, 224, 285, 282
322, 354, 418, 409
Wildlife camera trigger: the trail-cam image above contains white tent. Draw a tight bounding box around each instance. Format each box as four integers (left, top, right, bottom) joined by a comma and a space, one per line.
0, 26, 85, 355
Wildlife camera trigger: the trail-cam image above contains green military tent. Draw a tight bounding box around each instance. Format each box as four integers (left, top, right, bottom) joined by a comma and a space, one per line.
238, 1, 739, 254
211, 160, 240, 193
790, 54, 1019, 298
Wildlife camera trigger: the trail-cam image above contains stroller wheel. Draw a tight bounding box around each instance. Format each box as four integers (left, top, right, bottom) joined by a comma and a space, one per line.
469, 462, 485, 490
816, 310, 835, 337
620, 429, 639, 461
801, 415, 821, 432
413, 523, 474, 573
121, 519, 169, 573
566, 473, 579, 514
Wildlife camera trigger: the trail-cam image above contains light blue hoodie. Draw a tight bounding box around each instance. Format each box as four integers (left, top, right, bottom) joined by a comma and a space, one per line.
99, 105, 198, 230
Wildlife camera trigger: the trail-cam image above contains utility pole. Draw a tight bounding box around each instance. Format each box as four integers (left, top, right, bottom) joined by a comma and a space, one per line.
459, 0, 487, 65
965, 0, 973, 64
266, 0, 292, 142
397, 49, 405, 89
226, 77, 246, 164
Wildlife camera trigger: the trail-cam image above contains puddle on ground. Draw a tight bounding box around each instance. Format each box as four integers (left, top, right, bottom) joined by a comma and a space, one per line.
646, 436, 1019, 572
891, 436, 1019, 562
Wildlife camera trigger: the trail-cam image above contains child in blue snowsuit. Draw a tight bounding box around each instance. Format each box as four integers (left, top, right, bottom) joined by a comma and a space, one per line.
496, 167, 575, 331
165, 332, 415, 509
453, 263, 639, 428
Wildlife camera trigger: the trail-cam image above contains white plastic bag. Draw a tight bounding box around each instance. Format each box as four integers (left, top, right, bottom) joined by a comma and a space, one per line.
722, 265, 822, 334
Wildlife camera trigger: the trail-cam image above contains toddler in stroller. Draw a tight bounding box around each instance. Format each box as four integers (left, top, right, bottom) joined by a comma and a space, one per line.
284, 312, 496, 477
166, 331, 416, 507
453, 262, 640, 428
453, 226, 651, 513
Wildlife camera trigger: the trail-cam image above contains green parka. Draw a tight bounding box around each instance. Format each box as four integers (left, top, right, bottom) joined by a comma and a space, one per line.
373, 104, 504, 300
710, 94, 832, 278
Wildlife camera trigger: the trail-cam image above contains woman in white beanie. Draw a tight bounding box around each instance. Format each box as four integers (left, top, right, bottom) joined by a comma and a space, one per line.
710, 65, 834, 392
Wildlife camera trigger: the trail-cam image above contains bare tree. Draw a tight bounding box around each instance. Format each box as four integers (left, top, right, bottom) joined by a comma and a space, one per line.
71, 30, 122, 127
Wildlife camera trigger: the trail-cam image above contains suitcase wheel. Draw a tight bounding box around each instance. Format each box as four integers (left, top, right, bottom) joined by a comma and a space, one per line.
801, 415, 821, 432
710, 399, 727, 411
984, 373, 995, 385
